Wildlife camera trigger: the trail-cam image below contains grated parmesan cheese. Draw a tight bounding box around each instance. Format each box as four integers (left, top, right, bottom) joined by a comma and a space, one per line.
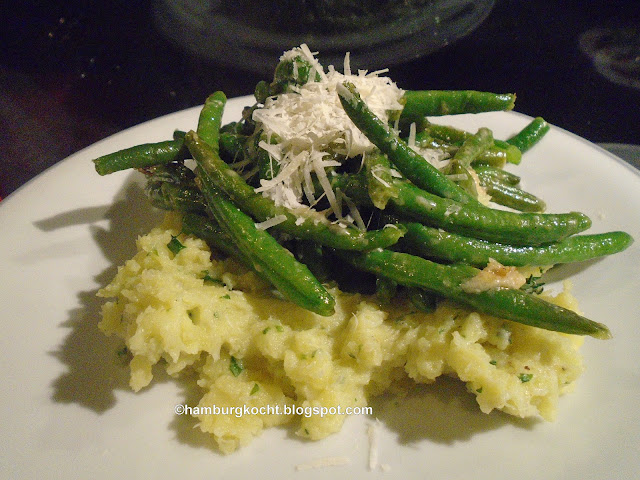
367, 420, 380, 471
295, 456, 351, 471
254, 215, 288, 230
461, 258, 527, 293
252, 44, 404, 218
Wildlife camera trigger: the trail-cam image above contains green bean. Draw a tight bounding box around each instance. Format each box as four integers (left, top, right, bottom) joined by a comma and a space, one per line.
448, 127, 494, 168
93, 139, 187, 175
364, 150, 399, 209
340, 248, 611, 338
337, 82, 478, 205
219, 131, 245, 154
507, 117, 550, 153
400, 222, 634, 268
474, 164, 545, 212
391, 180, 590, 245
336, 172, 591, 245
477, 173, 547, 212
180, 212, 238, 258
400, 90, 516, 122
146, 180, 206, 214
412, 133, 509, 167
195, 166, 335, 316
197, 91, 227, 150
173, 130, 186, 141
185, 131, 405, 251
446, 127, 494, 198
417, 123, 522, 165
254, 55, 321, 103
375, 276, 397, 304
407, 287, 439, 313
291, 240, 332, 283
473, 164, 520, 185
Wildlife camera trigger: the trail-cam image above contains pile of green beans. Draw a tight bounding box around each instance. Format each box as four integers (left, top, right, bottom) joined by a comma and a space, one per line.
91, 54, 633, 338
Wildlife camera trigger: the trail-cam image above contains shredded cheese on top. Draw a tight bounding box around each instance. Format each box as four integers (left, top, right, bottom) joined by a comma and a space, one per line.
252, 45, 404, 219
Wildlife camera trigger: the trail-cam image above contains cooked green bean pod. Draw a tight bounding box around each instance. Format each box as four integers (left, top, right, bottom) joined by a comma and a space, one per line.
180, 211, 237, 258
335, 167, 591, 245
473, 164, 520, 185
474, 164, 546, 212
400, 90, 516, 122
417, 122, 522, 165
195, 166, 335, 316
446, 127, 493, 198
337, 82, 478, 205
507, 117, 550, 153
93, 139, 187, 175
340, 248, 611, 339
197, 91, 227, 150
400, 222, 633, 267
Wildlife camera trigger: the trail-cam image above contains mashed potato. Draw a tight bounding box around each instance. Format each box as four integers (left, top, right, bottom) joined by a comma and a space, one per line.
98, 212, 584, 454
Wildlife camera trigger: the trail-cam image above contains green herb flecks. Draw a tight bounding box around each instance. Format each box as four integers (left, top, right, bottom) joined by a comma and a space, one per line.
230, 356, 244, 377
167, 235, 186, 255
518, 373, 533, 383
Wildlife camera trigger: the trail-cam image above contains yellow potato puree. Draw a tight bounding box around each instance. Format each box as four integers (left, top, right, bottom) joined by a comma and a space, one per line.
98, 212, 584, 453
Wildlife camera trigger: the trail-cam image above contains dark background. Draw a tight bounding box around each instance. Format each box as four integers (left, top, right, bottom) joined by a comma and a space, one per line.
1, 0, 639, 199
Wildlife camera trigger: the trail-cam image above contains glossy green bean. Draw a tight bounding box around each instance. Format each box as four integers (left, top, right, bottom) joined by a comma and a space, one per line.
400, 90, 516, 121
336, 172, 591, 245
146, 180, 206, 214
448, 127, 494, 168
473, 164, 520, 185
474, 164, 545, 212
341, 248, 611, 338
180, 212, 237, 258
195, 166, 335, 316
93, 139, 186, 175
477, 175, 547, 212
417, 122, 522, 165
400, 222, 633, 267
364, 150, 399, 209
337, 82, 477, 204
507, 117, 550, 152
413, 134, 509, 167
446, 127, 493, 198
197, 91, 227, 150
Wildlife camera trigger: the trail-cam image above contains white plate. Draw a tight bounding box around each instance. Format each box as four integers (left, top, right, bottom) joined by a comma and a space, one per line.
2, 97, 639, 479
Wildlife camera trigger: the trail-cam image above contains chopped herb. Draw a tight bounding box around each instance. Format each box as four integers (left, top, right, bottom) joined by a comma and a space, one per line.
275, 325, 284, 332
489, 360, 497, 365
167, 235, 186, 255
518, 373, 533, 383
262, 327, 271, 334
229, 356, 244, 377
221, 294, 231, 300
250, 383, 260, 395
476, 387, 483, 393
202, 271, 221, 284
117, 346, 129, 357
348, 353, 357, 359
521, 275, 545, 294
304, 428, 310, 435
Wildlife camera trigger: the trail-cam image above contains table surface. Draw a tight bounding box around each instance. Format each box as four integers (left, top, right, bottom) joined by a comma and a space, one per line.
1, 0, 639, 199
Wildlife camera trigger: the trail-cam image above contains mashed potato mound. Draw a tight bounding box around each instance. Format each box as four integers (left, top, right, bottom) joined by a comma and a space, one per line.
98, 213, 584, 454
